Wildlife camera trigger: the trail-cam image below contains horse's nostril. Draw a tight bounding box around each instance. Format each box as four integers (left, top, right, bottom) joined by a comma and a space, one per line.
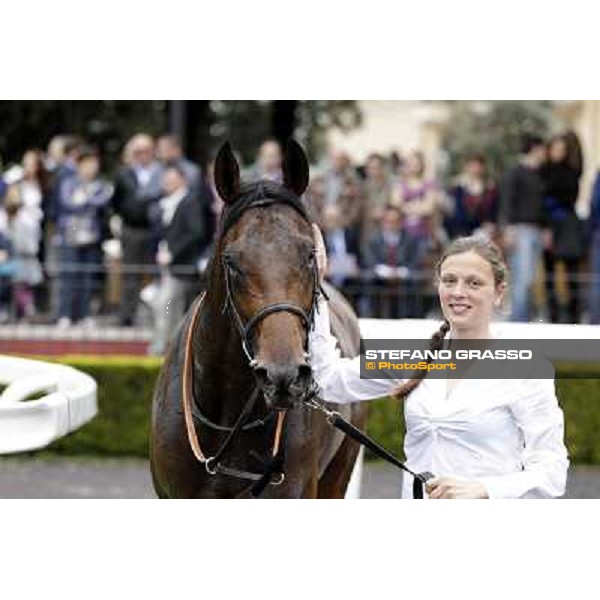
298, 363, 312, 384
258, 364, 312, 406
254, 366, 269, 386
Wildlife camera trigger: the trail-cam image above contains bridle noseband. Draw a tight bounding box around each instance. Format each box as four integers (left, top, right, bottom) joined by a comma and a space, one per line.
219, 181, 326, 369
182, 180, 433, 498
221, 251, 321, 369
181, 181, 326, 497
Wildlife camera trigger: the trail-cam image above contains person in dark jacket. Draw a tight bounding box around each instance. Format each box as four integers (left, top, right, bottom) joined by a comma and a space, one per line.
445, 154, 498, 239
156, 134, 201, 197
46, 135, 81, 226
362, 204, 421, 318
501, 134, 549, 322
541, 134, 583, 323
111, 134, 162, 326
149, 165, 209, 355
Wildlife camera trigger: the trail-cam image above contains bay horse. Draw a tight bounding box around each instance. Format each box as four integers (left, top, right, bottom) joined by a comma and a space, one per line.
150, 141, 367, 498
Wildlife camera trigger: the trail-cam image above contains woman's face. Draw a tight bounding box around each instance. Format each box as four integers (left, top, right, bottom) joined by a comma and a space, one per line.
438, 250, 504, 332
78, 156, 99, 182
464, 159, 484, 179
22, 151, 39, 178
549, 138, 567, 163
405, 152, 424, 178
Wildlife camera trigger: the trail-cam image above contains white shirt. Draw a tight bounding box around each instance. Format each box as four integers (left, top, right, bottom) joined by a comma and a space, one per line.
160, 187, 188, 227
135, 165, 153, 188
308, 297, 569, 499
19, 181, 43, 224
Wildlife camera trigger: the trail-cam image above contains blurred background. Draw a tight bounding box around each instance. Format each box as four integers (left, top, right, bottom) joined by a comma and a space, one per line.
2, 100, 600, 497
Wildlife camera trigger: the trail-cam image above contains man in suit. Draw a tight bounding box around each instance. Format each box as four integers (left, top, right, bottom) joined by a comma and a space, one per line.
156, 134, 201, 197
111, 133, 163, 326
363, 204, 420, 318
149, 165, 210, 355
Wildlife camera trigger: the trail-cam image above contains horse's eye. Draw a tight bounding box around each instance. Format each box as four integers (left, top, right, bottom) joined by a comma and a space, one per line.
232, 263, 246, 278
224, 254, 239, 270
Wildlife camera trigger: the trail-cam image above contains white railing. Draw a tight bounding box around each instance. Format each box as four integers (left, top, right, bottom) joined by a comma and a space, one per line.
0, 356, 97, 454
344, 446, 364, 499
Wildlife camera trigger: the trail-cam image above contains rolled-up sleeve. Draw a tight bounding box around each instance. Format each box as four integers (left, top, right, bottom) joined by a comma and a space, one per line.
308, 296, 400, 404
477, 367, 569, 499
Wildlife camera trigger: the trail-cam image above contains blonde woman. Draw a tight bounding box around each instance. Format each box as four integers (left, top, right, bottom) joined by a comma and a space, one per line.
309, 227, 569, 499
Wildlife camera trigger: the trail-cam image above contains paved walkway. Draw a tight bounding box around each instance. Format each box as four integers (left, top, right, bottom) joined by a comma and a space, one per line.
0, 458, 598, 498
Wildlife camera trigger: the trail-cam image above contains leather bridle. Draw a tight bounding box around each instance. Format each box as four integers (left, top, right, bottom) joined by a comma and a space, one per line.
221, 249, 321, 368
218, 181, 325, 367
180, 180, 435, 498
182, 292, 287, 496
181, 181, 325, 496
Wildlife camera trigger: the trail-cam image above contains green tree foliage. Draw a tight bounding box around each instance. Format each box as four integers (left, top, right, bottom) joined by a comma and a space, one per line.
0, 101, 169, 172
0, 100, 361, 171
200, 100, 361, 164
441, 101, 556, 181
204, 100, 273, 164
296, 100, 362, 159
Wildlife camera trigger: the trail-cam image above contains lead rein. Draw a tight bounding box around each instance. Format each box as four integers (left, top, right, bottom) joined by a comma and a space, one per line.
302, 390, 434, 499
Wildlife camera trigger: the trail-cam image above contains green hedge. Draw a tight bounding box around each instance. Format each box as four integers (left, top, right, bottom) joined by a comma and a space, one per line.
38, 356, 600, 464
46, 356, 161, 457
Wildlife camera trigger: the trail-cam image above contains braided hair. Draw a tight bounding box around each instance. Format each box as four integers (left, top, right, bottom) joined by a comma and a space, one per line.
392, 233, 507, 401
392, 319, 450, 400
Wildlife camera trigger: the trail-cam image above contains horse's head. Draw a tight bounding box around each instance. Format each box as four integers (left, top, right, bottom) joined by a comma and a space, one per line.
214, 140, 317, 411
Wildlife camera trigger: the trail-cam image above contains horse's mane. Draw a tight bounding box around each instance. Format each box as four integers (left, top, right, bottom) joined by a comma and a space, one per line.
218, 180, 313, 237
204, 180, 314, 287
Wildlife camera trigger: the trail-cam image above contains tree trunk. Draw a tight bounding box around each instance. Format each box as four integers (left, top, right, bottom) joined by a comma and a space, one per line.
272, 101, 298, 145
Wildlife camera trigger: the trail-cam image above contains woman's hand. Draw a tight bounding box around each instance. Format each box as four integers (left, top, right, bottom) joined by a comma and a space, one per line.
425, 477, 489, 499
312, 223, 328, 285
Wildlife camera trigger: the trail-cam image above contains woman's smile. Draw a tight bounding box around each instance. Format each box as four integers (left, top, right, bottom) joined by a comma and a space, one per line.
448, 302, 472, 315
438, 249, 506, 337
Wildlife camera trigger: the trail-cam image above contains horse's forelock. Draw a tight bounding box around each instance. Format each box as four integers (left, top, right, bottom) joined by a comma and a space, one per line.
218, 179, 311, 240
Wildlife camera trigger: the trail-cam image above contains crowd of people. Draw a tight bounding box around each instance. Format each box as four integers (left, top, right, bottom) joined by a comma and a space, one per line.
0, 130, 599, 354
309, 131, 595, 325
0, 133, 217, 354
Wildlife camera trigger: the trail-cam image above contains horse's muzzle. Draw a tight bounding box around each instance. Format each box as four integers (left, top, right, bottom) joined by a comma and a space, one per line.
254, 363, 313, 410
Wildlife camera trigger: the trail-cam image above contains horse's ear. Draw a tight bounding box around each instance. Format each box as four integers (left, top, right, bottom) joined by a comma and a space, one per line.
282, 139, 309, 197
214, 142, 241, 204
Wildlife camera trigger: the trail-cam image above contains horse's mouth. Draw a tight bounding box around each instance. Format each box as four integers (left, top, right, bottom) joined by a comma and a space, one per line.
257, 365, 313, 411
265, 394, 298, 412
263, 386, 310, 411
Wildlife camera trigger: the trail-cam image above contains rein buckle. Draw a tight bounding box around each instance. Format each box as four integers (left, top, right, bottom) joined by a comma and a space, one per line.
205, 457, 219, 475
271, 472, 285, 486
